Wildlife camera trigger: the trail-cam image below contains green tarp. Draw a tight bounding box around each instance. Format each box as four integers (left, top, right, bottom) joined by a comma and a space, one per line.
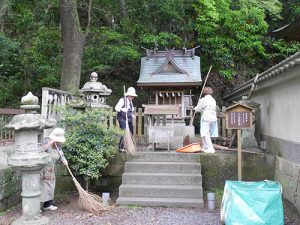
221, 180, 284, 225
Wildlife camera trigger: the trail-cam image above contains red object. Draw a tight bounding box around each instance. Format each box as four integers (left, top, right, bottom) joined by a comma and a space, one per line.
176, 143, 202, 153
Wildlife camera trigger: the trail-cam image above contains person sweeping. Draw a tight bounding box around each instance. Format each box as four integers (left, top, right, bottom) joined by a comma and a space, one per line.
194, 87, 218, 153
42, 128, 106, 214
40, 128, 68, 211
115, 87, 137, 153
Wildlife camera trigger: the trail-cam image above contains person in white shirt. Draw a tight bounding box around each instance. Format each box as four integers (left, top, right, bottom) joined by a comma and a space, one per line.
115, 87, 137, 151
194, 87, 218, 153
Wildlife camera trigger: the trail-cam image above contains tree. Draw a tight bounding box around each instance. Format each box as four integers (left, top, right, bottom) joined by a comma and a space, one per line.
193, 0, 287, 78
59, 0, 92, 93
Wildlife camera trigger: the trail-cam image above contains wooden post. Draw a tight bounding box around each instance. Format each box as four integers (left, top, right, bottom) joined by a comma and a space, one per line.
226, 103, 253, 181
109, 107, 113, 128
138, 108, 142, 139
237, 129, 242, 181
222, 106, 226, 138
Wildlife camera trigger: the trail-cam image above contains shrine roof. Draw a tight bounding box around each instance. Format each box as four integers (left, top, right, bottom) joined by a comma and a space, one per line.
137, 49, 202, 87
271, 16, 300, 41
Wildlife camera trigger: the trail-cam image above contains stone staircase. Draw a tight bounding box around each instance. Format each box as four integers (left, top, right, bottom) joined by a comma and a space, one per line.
116, 152, 204, 208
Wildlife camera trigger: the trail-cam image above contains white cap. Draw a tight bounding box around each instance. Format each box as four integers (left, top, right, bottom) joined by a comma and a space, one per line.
49, 128, 66, 143
125, 87, 137, 97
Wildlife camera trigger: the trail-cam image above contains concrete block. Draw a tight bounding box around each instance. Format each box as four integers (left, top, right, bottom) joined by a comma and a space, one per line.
116, 197, 204, 208
119, 184, 203, 199
128, 152, 200, 162
122, 172, 202, 186
125, 161, 201, 173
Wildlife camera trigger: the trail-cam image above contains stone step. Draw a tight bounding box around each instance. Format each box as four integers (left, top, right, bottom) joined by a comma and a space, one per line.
116, 196, 204, 208
125, 161, 201, 173
119, 184, 203, 199
128, 152, 200, 162
122, 172, 202, 185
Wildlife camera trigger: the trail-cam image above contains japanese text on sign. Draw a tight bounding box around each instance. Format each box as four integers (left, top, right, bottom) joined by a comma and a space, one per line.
228, 111, 251, 129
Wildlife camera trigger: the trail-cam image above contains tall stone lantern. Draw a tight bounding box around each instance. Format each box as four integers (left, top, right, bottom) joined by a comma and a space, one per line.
80, 72, 112, 108
5, 92, 56, 225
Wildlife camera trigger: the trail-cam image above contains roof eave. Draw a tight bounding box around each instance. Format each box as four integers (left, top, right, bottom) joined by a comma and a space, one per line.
137, 82, 202, 87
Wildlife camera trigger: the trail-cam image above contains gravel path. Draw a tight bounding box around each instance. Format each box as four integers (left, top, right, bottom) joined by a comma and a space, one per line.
1, 193, 300, 225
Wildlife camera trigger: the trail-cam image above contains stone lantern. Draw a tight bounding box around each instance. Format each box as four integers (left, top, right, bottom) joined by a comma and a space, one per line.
80, 72, 112, 108
5, 92, 56, 225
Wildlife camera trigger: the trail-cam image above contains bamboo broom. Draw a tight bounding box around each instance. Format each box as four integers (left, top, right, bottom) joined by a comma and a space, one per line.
123, 86, 137, 154
55, 144, 106, 214
65, 165, 106, 214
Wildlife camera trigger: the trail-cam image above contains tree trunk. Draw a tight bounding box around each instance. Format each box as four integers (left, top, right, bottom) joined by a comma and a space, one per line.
60, 0, 86, 93
0, 1, 9, 32
120, 0, 128, 18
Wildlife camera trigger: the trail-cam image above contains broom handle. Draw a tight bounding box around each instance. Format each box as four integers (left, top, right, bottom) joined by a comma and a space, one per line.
66, 164, 76, 179
54, 143, 75, 179
123, 85, 128, 121
189, 65, 212, 126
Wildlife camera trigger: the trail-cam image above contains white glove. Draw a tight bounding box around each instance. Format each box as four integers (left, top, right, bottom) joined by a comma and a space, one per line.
121, 108, 128, 113
132, 114, 136, 119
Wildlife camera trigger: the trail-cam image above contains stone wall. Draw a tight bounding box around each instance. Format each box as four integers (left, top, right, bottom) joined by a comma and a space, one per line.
55, 153, 127, 193
0, 145, 21, 211
0, 150, 279, 212
0, 166, 21, 211
199, 152, 275, 191
56, 152, 275, 193
275, 157, 300, 215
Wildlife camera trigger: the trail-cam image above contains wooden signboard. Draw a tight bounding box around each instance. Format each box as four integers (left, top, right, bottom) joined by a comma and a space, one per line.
226, 104, 253, 129
225, 103, 254, 181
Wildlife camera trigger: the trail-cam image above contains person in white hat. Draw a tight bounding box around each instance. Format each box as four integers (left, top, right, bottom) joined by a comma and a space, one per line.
115, 87, 138, 151
40, 128, 68, 211
194, 87, 218, 153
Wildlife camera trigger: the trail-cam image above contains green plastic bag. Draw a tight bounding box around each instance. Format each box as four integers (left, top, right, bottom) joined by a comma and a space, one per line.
221, 180, 284, 225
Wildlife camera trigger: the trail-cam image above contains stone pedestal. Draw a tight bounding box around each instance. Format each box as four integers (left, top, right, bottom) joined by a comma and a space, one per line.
241, 125, 258, 148
12, 169, 49, 225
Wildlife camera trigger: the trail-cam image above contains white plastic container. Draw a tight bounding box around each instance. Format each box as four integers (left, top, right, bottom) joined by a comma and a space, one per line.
102, 192, 110, 208
207, 192, 215, 210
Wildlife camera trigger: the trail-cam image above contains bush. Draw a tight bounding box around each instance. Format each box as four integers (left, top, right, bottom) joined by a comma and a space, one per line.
59, 107, 123, 190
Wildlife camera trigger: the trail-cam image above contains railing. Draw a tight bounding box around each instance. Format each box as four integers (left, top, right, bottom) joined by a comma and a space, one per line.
0, 108, 25, 143
41, 87, 74, 137
1, 103, 229, 145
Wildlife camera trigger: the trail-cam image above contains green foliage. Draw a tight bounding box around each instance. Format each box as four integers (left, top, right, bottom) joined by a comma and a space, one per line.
267, 37, 300, 60
59, 107, 123, 183
193, 0, 299, 78
141, 32, 183, 49
0, 0, 300, 107
0, 34, 23, 107
82, 27, 139, 76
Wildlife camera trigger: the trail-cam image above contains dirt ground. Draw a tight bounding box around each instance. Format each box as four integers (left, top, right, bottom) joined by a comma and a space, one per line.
1, 192, 300, 225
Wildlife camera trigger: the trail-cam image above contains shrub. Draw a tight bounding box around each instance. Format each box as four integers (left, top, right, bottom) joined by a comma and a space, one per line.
59, 107, 123, 190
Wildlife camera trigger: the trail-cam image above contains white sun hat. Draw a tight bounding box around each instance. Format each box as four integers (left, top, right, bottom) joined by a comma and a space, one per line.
125, 87, 138, 97
49, 128, 66, 143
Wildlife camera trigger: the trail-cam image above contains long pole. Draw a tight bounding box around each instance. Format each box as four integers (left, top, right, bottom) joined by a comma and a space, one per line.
237, 129, 242, 181
189, 65, 212, 126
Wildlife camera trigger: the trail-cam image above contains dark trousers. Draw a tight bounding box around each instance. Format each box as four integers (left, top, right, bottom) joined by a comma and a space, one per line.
118, 119, 133, 149
43, 200, 53, 208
